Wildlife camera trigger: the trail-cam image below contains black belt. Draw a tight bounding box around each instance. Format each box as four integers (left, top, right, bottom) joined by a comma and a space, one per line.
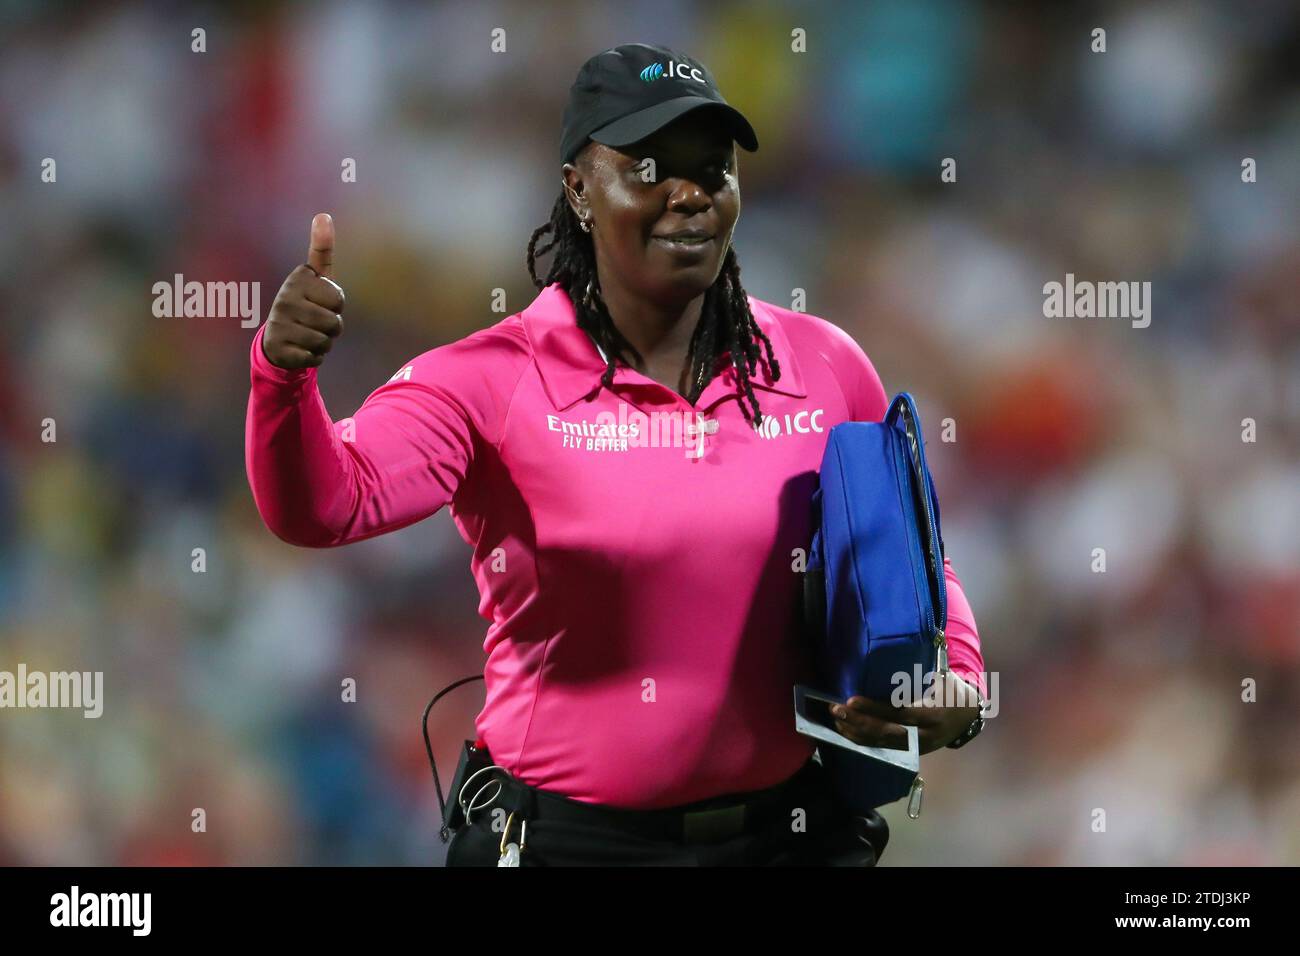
473, 756, 827, 846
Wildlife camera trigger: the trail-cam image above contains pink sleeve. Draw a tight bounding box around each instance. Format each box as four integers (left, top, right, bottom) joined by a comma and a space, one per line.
244, 321, 525, 548
940, 559, 985, 698
826, 320, 987, 698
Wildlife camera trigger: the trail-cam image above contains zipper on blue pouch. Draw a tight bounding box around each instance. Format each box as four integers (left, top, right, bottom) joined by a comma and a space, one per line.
902, 394, 948, 668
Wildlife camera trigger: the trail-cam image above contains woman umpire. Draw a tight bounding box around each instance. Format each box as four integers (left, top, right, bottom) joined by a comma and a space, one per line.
246, 42, 986, 866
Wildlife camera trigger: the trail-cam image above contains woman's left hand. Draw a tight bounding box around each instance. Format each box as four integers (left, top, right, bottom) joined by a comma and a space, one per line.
830, 671, 981, 755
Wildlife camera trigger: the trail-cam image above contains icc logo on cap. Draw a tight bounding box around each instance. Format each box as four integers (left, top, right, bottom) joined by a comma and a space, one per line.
640, 60, 705, 84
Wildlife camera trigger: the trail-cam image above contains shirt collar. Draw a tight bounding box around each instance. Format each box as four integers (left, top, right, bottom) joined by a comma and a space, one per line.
521, 282, 807, 412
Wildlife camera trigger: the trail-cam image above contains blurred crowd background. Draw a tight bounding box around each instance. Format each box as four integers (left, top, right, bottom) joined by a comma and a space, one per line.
0, 0, 1297, 865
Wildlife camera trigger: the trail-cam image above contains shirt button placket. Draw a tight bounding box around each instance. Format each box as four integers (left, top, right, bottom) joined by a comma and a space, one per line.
689, 408, 721, 462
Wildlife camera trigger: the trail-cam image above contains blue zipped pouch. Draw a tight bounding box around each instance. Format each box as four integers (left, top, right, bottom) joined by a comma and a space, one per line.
796, 391, 949, 814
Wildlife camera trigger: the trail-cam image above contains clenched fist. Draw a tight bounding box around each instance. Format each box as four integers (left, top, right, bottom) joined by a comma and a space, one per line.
261, 213, 346, 370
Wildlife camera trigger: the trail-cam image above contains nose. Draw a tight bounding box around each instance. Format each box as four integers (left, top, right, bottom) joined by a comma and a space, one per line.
666, 178, 711, 215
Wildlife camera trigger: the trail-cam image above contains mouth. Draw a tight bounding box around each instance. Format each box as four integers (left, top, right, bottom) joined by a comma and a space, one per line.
651, 230, 715, 254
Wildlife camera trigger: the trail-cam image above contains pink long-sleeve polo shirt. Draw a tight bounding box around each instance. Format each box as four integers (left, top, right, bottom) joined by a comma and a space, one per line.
245, 282, 985, 809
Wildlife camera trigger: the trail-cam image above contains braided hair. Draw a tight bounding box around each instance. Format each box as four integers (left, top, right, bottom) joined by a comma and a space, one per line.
526, 192, 780, 426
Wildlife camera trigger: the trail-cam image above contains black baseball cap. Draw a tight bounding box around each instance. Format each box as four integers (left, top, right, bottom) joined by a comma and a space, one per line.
560, 42, 759, 166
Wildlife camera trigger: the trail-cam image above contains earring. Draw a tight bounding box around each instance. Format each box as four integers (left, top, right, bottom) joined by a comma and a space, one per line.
579, 217, 592, 233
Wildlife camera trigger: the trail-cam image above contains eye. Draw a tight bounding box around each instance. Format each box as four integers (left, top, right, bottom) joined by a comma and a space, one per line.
627, 159, 657, 182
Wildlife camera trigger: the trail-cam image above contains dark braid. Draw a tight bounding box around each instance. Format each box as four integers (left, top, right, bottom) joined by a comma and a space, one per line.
526, 192, 781, 425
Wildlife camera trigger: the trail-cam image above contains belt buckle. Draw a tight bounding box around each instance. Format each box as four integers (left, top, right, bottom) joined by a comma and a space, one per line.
682, 804, 747, 844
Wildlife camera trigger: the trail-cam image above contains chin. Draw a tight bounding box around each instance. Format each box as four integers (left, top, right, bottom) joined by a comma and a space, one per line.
647, 260, 723, 303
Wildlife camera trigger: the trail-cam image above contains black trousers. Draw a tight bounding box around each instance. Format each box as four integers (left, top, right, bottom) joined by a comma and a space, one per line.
444, 757, 888, 867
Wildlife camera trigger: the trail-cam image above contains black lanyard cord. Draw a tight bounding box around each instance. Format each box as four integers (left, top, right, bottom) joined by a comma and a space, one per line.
422, 673, 485, 832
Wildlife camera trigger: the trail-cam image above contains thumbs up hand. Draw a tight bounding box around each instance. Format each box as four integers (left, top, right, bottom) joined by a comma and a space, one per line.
261, 213, 346, 370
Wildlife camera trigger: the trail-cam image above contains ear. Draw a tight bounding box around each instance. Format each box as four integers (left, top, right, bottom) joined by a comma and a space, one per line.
561, 163, 590, 222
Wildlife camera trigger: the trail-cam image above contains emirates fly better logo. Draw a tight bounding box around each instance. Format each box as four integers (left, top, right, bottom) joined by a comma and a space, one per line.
754, 408, 825, 440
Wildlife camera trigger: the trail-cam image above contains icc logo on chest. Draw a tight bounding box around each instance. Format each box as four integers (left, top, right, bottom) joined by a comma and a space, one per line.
753, 408, 824, 440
